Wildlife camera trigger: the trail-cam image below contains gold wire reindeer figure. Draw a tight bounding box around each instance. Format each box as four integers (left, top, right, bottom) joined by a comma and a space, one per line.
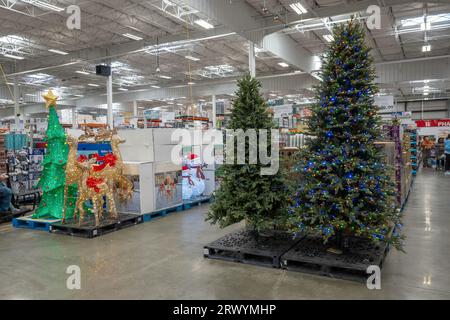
89, 131, 133, 201
62, 135, 82, 223
74, 158, 117, 227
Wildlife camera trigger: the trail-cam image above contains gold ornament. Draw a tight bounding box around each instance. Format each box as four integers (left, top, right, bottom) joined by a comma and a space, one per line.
43, 89, 58, 108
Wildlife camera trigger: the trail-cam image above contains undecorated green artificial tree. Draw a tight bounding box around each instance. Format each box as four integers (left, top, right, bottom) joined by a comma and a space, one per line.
290, 19, 404, 249
33, 91, 70, 219
207, 74, 290, 234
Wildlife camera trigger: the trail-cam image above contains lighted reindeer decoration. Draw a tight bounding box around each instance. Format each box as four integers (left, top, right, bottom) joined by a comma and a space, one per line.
74, 157, 117, 226
89, 130, 133, 201
62, 129, 132, 226
62, 135, 82, 223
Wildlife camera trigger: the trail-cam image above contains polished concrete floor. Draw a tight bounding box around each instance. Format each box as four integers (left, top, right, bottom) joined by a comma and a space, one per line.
0, 169, 449, 299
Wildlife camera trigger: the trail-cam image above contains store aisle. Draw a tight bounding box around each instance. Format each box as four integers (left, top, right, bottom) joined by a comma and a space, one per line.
0, 169, 449, 299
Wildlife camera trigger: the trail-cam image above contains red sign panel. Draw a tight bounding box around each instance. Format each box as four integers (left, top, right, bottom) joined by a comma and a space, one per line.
416, 119, 450, 127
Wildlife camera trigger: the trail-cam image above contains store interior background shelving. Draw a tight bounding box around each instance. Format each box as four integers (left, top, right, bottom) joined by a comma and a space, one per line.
1, 0, 450, 130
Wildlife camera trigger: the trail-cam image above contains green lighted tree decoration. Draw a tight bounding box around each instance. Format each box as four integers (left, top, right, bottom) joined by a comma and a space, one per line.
206, 74, 291, 234
33, 90, 71, 219
290, 19, 404, 250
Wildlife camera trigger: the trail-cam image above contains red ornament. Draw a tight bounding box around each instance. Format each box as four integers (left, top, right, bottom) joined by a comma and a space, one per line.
86, 176, 104, 193
92, 153, 117, 172
77, 154, 88, 162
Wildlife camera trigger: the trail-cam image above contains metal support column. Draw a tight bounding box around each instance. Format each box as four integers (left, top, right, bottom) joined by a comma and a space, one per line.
248, 41, 256, 77
107, 73, 113, 128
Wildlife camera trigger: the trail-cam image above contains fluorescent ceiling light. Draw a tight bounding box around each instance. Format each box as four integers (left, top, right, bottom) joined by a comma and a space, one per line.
423, 92, 429, 96
118, 88, 128, 91
48, 49, 68, 55
188, 82, 195, 85
29, 0, 64, 12
278, 62, 289, 68
158, 75, 172, 79
122, 33, 143, 41
75, 70, 90, 75
185, 55, 200, 61
290, 3, 308, 15
421, 22, 431, 31
323, 34, 334, 42
88, 83, 100, 87
151, 85, 161, 89
422, 45, 431, 52
3, 53, 24, 60
194, 19, 214, 29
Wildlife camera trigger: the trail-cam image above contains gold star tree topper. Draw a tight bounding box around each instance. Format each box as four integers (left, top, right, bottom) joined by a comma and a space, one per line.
43, 89, 58, 108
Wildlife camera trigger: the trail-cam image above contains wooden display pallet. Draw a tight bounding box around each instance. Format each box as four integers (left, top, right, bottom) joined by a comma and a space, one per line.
204, 229, 302, 268
280, 235, 391, 282
49, 213, 143, 238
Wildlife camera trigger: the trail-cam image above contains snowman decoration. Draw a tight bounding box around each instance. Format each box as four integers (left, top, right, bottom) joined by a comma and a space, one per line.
187, 153, 205, 198
181, 165, 194, 200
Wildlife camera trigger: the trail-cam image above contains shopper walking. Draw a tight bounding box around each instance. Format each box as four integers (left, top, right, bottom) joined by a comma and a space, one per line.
422, 136, 435, 168
436, 137, 446, 170
445, 134, 450, 175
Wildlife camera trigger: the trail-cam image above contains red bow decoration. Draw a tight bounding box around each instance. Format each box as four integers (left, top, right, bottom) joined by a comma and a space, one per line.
77, 154, 88, 163
92, 153, 117, 172
86, 176, 104, 193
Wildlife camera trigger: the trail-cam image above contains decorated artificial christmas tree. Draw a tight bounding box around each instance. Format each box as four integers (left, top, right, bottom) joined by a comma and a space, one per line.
290, 19, 404, 250
33, 90, 71, 219
207, 74, 290, 234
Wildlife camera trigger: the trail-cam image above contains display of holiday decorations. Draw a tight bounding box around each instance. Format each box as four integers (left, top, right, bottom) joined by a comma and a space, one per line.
289, 19, 404, 250
187, 153, 205, 197
182, 165, 194, 200
62, 130, 133, 226
33, 90, 70, 219
207, 74, 290, 233
180, 153, 206, 200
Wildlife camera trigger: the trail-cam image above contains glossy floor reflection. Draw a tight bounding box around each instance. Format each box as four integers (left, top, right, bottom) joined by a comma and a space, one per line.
0, 169, 449, 299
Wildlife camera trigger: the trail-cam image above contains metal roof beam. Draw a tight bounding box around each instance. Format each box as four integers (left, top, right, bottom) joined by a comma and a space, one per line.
182, 0, 316, 73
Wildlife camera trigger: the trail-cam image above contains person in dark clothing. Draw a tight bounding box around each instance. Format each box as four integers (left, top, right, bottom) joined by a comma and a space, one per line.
0, 173, 13, 212
445, 134, 450, 174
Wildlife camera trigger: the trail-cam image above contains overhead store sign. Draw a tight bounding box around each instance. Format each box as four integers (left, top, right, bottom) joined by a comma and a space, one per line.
416, 119, 450, 127
391, 111, 412, 118
374, 95, 394, 113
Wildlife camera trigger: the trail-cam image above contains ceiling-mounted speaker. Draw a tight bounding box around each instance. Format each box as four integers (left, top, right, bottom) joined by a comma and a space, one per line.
96, 65, 111, 76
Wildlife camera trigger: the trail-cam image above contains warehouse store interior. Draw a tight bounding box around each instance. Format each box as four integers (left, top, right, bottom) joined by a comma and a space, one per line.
1, 0, 450, 300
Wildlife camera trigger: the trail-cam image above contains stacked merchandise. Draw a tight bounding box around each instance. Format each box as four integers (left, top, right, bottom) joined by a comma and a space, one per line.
401, 132, 413, 202
405, 129, 420, 174
0, 134, 6, 176
6, 146, 46, 193
279, 129, 306, 148
383, 124, 412, 208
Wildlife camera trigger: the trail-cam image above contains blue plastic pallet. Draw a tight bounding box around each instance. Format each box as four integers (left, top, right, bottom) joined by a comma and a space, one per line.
142, 204, 183, 222
183, 196, 212, 210
12, 215, 60, 232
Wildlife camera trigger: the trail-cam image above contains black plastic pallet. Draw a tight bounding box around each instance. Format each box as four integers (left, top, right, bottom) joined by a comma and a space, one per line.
1, 209, 30, 224
49, 213, 143, 238
204, 229, 302, 268
280, 235, 390, 282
